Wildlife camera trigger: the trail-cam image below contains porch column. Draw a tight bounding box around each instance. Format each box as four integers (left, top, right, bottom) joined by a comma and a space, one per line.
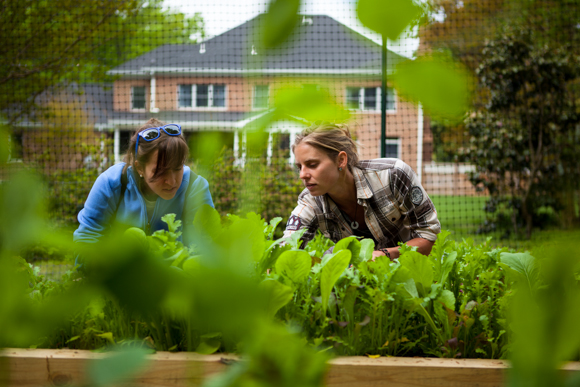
150, 72, 159, 113
416, 103, 423, 183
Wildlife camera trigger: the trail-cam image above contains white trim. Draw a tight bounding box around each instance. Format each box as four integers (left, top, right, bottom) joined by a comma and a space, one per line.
114, 128, 121, 164
266, 132, 273, 166
109, 68, 394, 77
289, 132, 297, 165
416, 103, 423, 183
149, 75, 159, 113
107, 109, 273, 131
233, 130, 240, 159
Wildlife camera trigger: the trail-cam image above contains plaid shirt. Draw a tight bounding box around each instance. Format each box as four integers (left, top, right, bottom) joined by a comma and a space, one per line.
283, 158, 441, 249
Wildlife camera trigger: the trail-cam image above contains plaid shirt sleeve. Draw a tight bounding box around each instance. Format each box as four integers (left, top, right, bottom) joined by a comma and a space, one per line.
388, 160, 440, 242
283, 189, 319, 245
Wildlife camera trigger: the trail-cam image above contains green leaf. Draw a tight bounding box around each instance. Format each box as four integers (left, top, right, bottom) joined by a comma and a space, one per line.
437, 289, 456, 310
358, 238, 375, 265
260, 242, 291, 273
182, 256, 202, 275
438, 251, 457, 285
261, 0, 301, 49
193, 205, 222, 241
320, 250, 351, 316
195, 333, 222, 355
357, 0, 422, 40
403, 278, 419, 299
275, 250, 311, 284
500, 252, 539, 293
96, 332, 115, 345
334, 236, 361, 266
283, 228, 308, 249
87, 346, 149, 387
394, 54, 472, 122
398, 251, 433, 297
273, 85, 350, 123
260, 279, 294, 317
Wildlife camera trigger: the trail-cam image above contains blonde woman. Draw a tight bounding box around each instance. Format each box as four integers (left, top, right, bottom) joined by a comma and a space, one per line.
283, 123, 440, 260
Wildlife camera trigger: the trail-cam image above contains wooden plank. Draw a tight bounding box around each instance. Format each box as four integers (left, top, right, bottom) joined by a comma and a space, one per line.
326, 357, 509, 387
0, 348, 235, 387
1, 348, 580, 387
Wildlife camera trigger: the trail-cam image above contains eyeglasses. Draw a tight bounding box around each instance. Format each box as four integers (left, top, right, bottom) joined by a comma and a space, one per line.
135, 124, 182, 155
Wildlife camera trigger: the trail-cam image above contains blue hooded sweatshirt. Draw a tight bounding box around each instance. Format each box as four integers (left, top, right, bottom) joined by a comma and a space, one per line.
73, 163, 214, 251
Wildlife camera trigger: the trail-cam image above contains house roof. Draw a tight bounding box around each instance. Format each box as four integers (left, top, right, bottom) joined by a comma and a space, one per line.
14, 83, 114, 128
109, 14, 407, 77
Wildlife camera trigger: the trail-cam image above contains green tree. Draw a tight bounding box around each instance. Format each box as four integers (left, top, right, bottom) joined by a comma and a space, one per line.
460, 29, 580, 238
0, 0, 204, 125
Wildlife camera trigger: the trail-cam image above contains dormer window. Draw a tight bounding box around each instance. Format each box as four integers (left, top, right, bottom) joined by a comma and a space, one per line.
178, 84, 226, 109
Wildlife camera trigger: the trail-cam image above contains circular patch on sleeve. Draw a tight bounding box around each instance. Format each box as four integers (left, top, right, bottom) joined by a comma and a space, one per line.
286, 215, 303, 231
410, 186, 424, 206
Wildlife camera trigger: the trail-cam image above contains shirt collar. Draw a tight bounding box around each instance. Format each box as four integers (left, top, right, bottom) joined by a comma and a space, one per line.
352, 165, 374, 200
320, 165, 373, 219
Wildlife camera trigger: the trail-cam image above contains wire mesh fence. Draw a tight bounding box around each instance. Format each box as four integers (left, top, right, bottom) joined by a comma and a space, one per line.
1, 0, 579, 278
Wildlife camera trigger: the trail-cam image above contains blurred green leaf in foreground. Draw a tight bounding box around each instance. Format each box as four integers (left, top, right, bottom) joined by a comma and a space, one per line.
357, 0, 423, 40
507, 243, 580, 387
393, 54, 473, 122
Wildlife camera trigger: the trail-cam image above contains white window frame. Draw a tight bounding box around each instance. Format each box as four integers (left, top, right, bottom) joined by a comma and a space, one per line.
384, 137, 402, 159
131, 86, 147, 111
177, 84, 228, 111
346, 86, 397, 113
252, 84, 270, 110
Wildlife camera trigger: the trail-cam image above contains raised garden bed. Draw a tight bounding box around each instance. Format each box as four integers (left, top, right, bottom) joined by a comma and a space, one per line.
3, 348, 580, 387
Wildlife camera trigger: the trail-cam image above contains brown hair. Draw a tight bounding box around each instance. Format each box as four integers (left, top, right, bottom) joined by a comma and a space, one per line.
292, 122, 359, 170
123, 118, 189, 181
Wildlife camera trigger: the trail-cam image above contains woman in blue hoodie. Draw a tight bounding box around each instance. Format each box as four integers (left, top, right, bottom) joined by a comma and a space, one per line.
73, 118, 214, 261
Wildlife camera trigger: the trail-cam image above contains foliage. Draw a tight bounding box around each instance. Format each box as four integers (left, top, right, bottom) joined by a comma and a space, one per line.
421, 0, 580, 72
0, 0, 204, 124
1, 161, 579, 385
28, 209, 553, 361
460, 29, 580, 238
506, 241, 580, 387
201, 149, 304, 226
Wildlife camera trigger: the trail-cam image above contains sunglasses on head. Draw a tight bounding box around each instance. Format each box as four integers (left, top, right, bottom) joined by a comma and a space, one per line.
135, 124, 182, 155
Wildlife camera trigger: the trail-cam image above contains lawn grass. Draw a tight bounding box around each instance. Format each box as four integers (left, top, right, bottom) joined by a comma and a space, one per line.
431, 194, 580, 251
431, 194, 489, 236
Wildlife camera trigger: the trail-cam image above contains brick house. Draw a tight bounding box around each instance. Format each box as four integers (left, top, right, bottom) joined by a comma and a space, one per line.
105, 14, 433, 174
10, 14, 438, 184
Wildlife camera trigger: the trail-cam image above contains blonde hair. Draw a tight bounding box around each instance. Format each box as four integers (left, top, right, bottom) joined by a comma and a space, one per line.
292, 123, 359, 170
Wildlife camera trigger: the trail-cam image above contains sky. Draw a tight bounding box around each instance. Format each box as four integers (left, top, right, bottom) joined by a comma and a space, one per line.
164, 0, 420, 58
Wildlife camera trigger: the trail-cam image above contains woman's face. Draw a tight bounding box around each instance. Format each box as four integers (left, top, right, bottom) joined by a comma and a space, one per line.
294, 143, 344, 197
137, 150, 184, 200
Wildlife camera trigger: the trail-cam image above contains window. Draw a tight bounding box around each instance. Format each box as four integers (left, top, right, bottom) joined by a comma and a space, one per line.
253, 85, 269, 109
346, 87, 396, 111
178, 84, 226, 109
346, 87, 360, 109
131, 86, 146, 110
385, 138, 401, 159
178, 84, 192, 108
